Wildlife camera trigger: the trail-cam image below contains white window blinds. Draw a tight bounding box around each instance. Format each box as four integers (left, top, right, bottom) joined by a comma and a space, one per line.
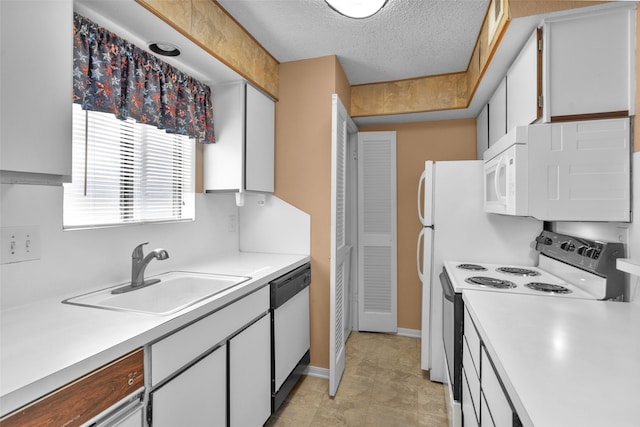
64, 103, 195, 229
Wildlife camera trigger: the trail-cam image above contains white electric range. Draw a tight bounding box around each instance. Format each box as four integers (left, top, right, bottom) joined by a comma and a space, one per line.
439, 230, 627, 427
444, 257, 601, 300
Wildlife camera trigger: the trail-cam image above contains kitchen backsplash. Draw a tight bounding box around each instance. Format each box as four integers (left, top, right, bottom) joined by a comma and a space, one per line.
0, 185, 240, 309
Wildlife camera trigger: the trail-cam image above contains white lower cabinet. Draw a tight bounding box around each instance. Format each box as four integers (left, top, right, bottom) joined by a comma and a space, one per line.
462, 369, 479, 427
463, 309, 481, 426
481, 347, 515, 427
481, 393, 495, 427
463, 307, 520, 427
151, 345, 227, 427
229, 315, 271, 426
147, 286, 271, 426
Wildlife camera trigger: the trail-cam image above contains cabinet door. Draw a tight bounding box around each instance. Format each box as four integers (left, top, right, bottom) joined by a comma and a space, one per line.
476, 104, 489, 160
245, 84, 275, 193
0, 0, 72, 180
203, 82, 275, 194
203, 83, 245, 192
507, 29, 540, 130
488, 78, 507, 146
229, 314, 271, 427
543, 7, 633, 121
481, 347, 514, 427
462, 369, 479, 427
151, 345, 226, 427
527, 118, 630, 222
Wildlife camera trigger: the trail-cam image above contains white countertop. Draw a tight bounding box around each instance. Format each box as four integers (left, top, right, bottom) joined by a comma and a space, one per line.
0, 251, 309, 416
462, 290, 640, 427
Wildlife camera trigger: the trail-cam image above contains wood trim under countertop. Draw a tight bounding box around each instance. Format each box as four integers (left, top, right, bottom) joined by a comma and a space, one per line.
550, 110, 629, 122
0, 348, 144, 427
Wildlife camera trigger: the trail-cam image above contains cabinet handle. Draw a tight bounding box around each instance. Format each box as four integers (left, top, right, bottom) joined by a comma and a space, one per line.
494, 155, 506, 202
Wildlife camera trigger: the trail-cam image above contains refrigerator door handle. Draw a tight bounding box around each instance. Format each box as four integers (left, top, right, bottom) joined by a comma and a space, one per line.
417, 228, 425, 282
417, 169, 426, 225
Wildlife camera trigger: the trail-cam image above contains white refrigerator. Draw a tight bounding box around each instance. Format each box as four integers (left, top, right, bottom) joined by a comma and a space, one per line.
417, 160, 542, 382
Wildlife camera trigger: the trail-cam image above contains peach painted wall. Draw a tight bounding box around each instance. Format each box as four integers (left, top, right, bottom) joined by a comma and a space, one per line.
359, 120, 477, 330
275, 56, 350, 370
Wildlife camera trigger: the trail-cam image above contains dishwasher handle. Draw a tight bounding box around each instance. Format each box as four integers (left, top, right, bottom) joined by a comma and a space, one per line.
271, 263, 311, 309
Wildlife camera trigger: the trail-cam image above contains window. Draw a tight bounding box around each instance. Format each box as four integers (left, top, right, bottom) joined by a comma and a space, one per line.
64, 103, 195, 229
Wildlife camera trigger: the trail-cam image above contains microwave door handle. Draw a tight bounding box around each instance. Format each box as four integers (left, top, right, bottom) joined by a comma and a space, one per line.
417, 228, 425, 282
417, 169, 426, 225
494, 155, 506, 202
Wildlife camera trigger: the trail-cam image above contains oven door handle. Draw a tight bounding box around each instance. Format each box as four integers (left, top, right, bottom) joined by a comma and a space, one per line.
440, 271, 455, 302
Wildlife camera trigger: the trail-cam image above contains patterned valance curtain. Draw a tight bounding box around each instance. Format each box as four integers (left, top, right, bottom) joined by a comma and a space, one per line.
72, 13, 215, 143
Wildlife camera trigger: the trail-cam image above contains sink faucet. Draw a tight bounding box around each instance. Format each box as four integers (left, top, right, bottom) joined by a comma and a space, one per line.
111, 242, 169, 294
131, 242, 169, 287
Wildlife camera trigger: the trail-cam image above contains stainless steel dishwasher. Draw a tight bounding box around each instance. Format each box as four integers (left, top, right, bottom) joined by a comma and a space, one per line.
270, 262, 311, 412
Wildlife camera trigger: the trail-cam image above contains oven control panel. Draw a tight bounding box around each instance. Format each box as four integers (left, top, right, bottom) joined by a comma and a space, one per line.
535, 230, 626, 301
534, 230, 622, 275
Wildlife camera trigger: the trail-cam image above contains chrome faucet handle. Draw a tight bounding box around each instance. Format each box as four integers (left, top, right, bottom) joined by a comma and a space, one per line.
132, 242, 149, 260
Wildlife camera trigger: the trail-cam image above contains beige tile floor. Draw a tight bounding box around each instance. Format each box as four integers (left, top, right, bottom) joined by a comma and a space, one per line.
266, 331, 449, 426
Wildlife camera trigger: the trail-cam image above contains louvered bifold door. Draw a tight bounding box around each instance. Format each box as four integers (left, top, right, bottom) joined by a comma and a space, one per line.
329, 94, 356, 396
357, 131, 397, 333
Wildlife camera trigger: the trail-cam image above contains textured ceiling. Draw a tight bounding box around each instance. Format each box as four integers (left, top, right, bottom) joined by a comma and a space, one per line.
217, 0, 490, 85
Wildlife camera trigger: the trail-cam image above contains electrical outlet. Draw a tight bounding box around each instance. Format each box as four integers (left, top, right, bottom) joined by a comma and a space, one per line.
228, 215, 237, 233
616, 227, 629, 246
1, 226, 41, 264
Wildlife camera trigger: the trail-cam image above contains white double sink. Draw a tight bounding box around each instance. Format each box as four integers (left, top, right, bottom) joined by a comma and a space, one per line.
63, 272, 251, 316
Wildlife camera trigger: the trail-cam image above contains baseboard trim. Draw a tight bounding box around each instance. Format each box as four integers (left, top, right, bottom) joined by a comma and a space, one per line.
397, 328, 420, 338
303, 365, 329, 379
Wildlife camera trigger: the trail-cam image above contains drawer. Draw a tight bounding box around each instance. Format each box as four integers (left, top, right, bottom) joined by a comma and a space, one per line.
481, 346, 514, 427
463, 339, 480, 421
151, 286, 269, 385
0, 348, 144, 427
464, 307, 481, 375
462, 369, 479, 427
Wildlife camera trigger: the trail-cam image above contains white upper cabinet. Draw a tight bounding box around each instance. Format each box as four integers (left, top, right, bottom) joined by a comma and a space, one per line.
528, 118, 630, 222
0, 0, 72, 183
506, 29, 541, 131
203, 81, 275, 195
542, 5, 634, 121
479, 4, 634, 152
245, 84, 276, 193
476, 104, 489, 160
488, 77, 507, 146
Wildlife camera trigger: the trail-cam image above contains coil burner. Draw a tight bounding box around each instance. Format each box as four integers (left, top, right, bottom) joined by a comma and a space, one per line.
525, 282, 572, 294
464, 276, 516, 289
456, 264, 487, 271
496, 267, 540, 277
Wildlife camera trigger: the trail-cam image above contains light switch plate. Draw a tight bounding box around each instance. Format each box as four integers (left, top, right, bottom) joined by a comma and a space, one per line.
1, 226, 41, 264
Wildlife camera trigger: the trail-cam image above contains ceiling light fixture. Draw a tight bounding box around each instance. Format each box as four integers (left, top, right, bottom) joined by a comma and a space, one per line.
148, 42, 181, 57
325, 0, 388, 19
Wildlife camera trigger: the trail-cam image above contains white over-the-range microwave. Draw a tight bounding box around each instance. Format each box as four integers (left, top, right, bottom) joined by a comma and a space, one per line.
483, 117, 631, 222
